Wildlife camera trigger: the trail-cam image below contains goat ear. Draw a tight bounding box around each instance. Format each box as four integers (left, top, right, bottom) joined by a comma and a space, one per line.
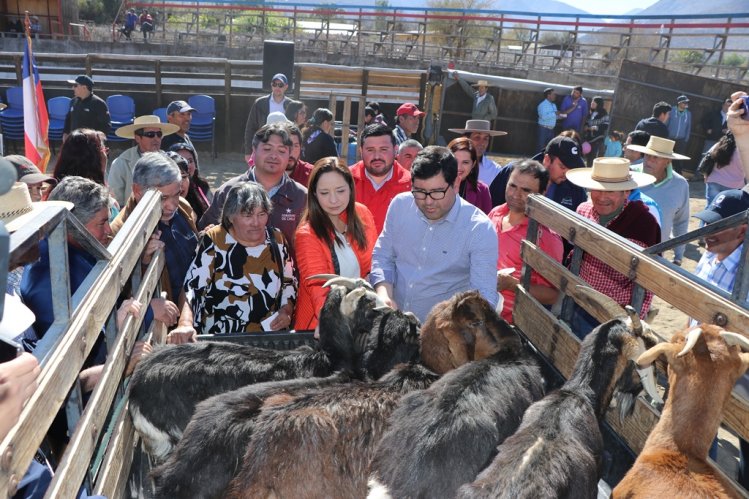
636, 342, 674, 367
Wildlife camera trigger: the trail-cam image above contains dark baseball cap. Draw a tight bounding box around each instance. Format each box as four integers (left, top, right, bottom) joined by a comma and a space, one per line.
544, 136, 586, 169
5, 155, 55, 184
676, 95, 690, 104
694, 189, 749, 224
167, 100, 196, 114
271, 73, 288, 85
67, 75, 94, 89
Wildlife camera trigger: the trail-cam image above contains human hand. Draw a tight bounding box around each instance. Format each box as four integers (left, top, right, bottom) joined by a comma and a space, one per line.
125, 341, 153, 376
150, 297, 179, 326
0, 353, 41, 440
497, 273, 519, 292
141, 230, 164, 265
166, 326, 197, 344
728, 92, 748, 137
116, 298, 142, 330
270, 305, 293, 331
198, 224, 216, 238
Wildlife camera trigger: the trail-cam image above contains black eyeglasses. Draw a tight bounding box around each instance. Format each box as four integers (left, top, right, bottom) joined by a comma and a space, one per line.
137, 130, 163, 138
271, 82, 286, 88
412, 185, 452, 200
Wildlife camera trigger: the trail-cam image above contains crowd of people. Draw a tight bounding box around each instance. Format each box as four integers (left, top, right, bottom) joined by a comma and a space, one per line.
2, 68, 749, 495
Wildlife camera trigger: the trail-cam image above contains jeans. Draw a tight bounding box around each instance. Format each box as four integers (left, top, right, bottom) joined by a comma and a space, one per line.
706, 182, 733, 208
569, 304, 600, 340
537, 125, 555, 154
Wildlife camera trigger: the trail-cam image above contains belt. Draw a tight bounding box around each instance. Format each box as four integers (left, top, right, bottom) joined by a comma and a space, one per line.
539, 124, 555, 129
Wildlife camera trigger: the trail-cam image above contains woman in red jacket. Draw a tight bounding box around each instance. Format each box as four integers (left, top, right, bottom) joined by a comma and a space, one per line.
294, 157, 378, 330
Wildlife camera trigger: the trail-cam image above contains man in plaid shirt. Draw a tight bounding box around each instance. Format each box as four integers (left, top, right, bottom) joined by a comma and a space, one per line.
565, 157, 661, 339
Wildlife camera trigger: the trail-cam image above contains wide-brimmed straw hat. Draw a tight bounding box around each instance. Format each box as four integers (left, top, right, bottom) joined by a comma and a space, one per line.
472, 79, 492, 87
625, 136, 690, 161
448, 119, 507, 136
115, 115, 179, 139
566, 157, 656, 192
0, 182, 73, 232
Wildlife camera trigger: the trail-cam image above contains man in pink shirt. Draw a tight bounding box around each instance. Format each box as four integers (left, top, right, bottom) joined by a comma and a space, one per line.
488, 159, 563, 323
350, 123, 411, 233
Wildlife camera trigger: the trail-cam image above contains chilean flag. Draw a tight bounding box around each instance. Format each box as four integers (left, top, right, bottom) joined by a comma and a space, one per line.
22, 20, 50, 169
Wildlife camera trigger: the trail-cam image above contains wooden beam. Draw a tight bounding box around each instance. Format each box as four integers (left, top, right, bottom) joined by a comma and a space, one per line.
0, 192, 162, 497
526, 195, 749, 332
92, 402, 136, 498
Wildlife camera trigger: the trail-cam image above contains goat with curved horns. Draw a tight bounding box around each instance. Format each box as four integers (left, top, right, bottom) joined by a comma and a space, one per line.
458, 300, 661, 499
613, 325, 749, 498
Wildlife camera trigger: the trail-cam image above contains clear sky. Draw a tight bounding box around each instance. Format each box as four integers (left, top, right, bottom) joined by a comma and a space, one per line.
558, 0, 658, 15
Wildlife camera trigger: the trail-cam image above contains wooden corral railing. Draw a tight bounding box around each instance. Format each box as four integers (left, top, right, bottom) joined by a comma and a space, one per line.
0, 191, 164, 498
114, 3, 749, 83
516, 194, 749, 493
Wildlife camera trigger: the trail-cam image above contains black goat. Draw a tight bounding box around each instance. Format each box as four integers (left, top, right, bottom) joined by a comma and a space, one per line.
147, 301, 422, 498
457, 312, 661, 499
223, 292, 512, 499
368, 329, 544, 498
128, 280, 390, 462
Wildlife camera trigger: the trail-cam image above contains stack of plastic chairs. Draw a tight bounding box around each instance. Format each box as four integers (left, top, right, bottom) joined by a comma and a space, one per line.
0, 87, 25, 150
187, 95, 216, 158
106, 94, 135, 142
153, 107, 168, 123
47, 96, 71, 151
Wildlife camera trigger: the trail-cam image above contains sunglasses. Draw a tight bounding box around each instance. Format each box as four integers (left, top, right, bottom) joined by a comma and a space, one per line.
271, 82, 286, 88
137, 130, 163, 138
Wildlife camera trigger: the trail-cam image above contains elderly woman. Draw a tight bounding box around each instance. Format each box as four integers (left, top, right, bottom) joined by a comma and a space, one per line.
179, 182, 296, 334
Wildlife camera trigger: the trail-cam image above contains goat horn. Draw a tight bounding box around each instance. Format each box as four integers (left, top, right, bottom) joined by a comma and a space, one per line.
320, 276, 375, 291
636, 342, 672, 368
625, 305, 643, 335
677, 328, 703, 357
308, 273, 340, 282
720, 332, 749, 352
574, 285, 626, 320
636, 365, 663, 405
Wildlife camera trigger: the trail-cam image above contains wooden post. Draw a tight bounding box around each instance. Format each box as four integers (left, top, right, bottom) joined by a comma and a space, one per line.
154, 60, 162, 107
85, 55, 92, 78
337, 97, 351, 164
224, 61, 232, 153
328, 93, 337, 120
294, 65, 302, 100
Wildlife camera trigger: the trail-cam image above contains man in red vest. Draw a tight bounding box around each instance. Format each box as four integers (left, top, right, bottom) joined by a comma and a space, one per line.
350, 123, 411, 234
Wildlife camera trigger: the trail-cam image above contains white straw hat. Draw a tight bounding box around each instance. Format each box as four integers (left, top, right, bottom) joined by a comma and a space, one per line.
0, 182, 73, 232
625, 136, 690, 161
566, 157, 656, 192
115, 115, 180, 139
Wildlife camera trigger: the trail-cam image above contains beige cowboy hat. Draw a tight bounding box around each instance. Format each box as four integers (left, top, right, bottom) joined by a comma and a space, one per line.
625, 136, 690, 161
0, 103, 6, 111
448, 119, 508, 137
0, 182, 73, 232
115, 115, 179, 139
566, 157, 656, 192
471, 79, 492, 87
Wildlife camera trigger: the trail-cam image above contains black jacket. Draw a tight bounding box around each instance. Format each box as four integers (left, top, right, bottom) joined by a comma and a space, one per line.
63, 93, 111, 135
243, 94, 292, 154
634, 117, 669, 139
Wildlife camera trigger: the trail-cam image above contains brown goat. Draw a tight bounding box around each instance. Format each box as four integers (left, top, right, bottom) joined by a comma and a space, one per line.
420, 290, 521, 374
613, 324, 749, 499
223, 292, 511, 499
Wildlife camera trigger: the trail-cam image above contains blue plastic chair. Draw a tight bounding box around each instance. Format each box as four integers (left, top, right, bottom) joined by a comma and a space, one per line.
48, 96, 71, 145
1, 88, 24, 151
106, 94, 135, 142
153, 107, 168, 123
188, 95, 216, 158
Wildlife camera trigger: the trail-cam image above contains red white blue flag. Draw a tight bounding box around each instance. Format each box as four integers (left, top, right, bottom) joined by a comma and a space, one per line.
22, 14, 50, 169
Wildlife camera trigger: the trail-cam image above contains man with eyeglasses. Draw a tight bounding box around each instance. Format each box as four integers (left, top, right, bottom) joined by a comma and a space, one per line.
370, 146, 498, 323
62, 74, 111, 141
108, 115, 179, 207
244, 73, 292, 162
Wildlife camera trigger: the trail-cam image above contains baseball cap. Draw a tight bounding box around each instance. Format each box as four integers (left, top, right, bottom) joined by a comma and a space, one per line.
5, 155, 55, 185
396, 103, 425, 117
67, 75, 94, 89
271, 73, 288, 85
676, 95, 690, 104
167, 100, 196, 114
693, 189, 749, 224
544, 136, 586, 169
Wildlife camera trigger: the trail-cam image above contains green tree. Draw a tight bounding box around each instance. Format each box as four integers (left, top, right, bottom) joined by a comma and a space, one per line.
426, 0, 493, 58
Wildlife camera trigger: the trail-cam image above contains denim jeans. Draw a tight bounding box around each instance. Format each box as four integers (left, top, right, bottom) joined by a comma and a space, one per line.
537, 125, 555, 154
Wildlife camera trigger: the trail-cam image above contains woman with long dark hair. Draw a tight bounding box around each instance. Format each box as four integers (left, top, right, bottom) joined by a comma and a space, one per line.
301, 108, 338, 165
583, 96, 609, 165
448, 137, 492, 214
53, 128, 108, 185
169, 142, 212, 221
294, 157, 377, 330
285, 100, 307, 127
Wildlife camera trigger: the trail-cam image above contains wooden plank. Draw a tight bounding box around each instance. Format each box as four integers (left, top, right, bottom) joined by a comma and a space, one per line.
44, 249, 165, 497
0, 192, 162, 497
92, 402, 136, 498
526, 195, 749, 332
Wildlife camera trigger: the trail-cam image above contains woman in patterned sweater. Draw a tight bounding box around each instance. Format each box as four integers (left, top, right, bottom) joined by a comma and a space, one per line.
180, 182, 296, 334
